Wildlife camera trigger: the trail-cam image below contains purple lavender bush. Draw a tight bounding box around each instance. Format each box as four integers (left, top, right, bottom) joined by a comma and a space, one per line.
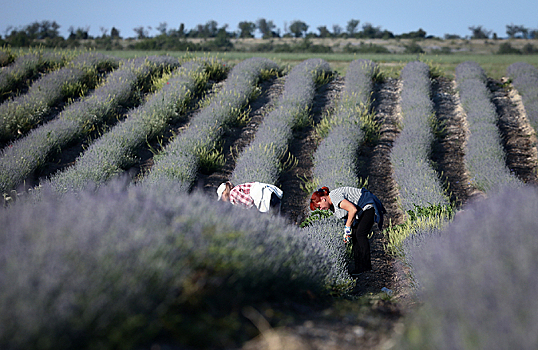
398, 185, 538, 349
506, 62, 538, 132
231, 58, 331, 185
45, 59, 222, 193
391, 61, 449, 213
456, 61, 522, 192
0, 52, 119, 144
143, 57, 279, 191
312, 59, 376, 190
0, 178, 344, 349
0, 51, 67, 103
0, 56, 179, 194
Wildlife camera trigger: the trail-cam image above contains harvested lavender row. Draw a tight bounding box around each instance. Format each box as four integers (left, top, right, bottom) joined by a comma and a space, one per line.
506, 62, 538, 132
0, 52, 119, 144
312, 59, 376, 189
455, 61, 522, 192
231, 58, 332, 185
0, 56, 179, 194
391, 61, 449, 212
142, 57, 279, 190
398, 185, 538, 350
0, 179, 342, 349
46, 60, 219, 193
0, 51, 67, 103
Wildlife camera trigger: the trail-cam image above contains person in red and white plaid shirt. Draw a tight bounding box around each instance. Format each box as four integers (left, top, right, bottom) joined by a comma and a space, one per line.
218, 181, 255, 208
217, 181, 282, 212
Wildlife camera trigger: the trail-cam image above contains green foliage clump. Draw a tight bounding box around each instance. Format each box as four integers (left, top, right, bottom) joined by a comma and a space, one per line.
300, 208, 334, 228
384, 203, 455, 257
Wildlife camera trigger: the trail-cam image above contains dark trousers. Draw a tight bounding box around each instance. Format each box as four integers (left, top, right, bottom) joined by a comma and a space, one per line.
351, 208, 375, 273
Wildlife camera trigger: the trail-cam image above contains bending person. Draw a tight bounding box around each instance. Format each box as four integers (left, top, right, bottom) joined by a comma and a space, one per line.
217, 181, 283, 213
310, 186, 385, 276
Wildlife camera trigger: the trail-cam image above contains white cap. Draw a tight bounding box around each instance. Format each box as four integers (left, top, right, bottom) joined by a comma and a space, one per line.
217, 183, 227, 200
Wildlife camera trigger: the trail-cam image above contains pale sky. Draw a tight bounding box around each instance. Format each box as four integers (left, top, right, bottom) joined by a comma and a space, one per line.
1, 0, 537, 39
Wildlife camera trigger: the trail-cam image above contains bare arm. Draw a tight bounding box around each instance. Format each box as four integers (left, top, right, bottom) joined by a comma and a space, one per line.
338, 199, 358, 228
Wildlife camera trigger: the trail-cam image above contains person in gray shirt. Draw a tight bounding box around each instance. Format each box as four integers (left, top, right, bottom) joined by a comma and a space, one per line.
310, 186, 385, 276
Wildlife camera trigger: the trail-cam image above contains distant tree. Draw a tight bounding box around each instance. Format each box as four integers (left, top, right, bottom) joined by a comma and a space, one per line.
156, 22, 168, 35
4, 29, 32, 47
25, 20, 61, 39
289, 20, 308, 38
332, 24, 342, 37
168, 24, 186, 38
68, 26, 90, 40
238, 21, 256, 38
506, 23, 529, 39
360, 23, 385, 38
204, 20, 219, 37
99, 27, 108, 38
469, 25, 491, 39
211, 26, 234, 49
3, 25, 13, 38
398, 28, 427, 39
133, 26, 149, 39
346, 19, 360, 37
317, 26, 331, 38
444, 33, 461, 40
110, 27, 121, 39
256, 18, 276, 39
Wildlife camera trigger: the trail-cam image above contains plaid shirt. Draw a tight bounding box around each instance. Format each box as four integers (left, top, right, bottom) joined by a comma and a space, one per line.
229, 183, 255, 208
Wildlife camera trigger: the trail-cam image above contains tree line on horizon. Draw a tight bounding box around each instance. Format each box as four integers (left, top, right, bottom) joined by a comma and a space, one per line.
1, 19, 537, 53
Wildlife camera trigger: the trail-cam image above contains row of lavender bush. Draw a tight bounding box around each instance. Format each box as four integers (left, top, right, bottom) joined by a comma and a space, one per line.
44, 59, 225, 194
397, 184, 538, 349
455, 61, 522, 191
0, 56, 179, 194
391, 61, 449, 213
0, 52, 119, 144
0, 51, 69, 103
301, 59, 380, 289
231, 58, 331, 185
142, 57, 279, 191
311, 59, 376, 190
506, 62, 538, 132
0, 178, 341, 349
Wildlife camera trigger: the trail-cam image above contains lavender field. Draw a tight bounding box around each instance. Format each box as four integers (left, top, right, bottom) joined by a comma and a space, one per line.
1, 49, 538, 349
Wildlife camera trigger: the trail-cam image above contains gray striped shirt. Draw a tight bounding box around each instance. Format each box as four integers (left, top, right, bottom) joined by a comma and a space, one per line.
330, 187, 374, 220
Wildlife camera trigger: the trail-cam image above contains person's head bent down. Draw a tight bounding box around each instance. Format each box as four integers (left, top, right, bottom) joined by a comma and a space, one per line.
217, 181, 233, 202
310, 187, 333, 211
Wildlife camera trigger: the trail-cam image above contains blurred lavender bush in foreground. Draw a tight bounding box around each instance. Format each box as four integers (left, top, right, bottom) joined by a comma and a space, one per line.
506, 62, 538, 132
0, 178, 346, 349
399, 185, 538, 349
391, 61, 449, 213
456, 61, 522, 192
